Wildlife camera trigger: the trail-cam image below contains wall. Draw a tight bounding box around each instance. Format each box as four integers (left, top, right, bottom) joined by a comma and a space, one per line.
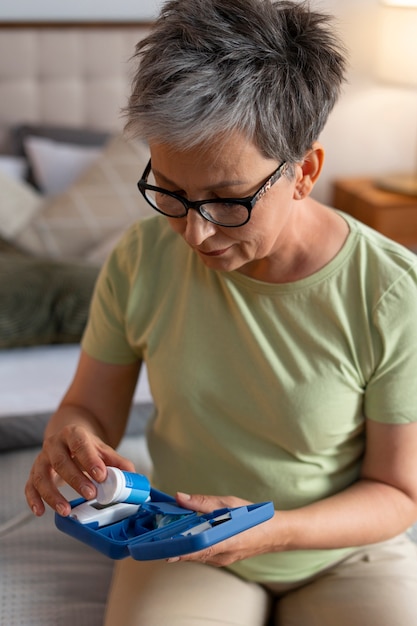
1, 0, 416, 203
0, 0, 161, 22
311, 0, 417, 202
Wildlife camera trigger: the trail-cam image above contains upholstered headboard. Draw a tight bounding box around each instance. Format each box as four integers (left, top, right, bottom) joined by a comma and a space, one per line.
0, 25, 150, 153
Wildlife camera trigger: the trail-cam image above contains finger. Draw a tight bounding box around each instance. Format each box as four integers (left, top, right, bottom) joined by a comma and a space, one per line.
25, 423, 137, 517
43, 431, 100, 502
25, 484, 45, 517
26, 448, 135, 518
175, 492, 222, 512
25, 456, 48, 517
167, 545, 227, 567
92, 444, 137, 481
175, 492, 248, 512
25, 457, 73, 517
64, 428, 137, 484
63, 426, 109, 484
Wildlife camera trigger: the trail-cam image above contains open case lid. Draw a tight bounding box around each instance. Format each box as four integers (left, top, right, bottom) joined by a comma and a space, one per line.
55, 488, 274, 561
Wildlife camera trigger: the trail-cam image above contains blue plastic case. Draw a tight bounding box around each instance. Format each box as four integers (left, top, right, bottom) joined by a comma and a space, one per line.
55, 488, 274, 560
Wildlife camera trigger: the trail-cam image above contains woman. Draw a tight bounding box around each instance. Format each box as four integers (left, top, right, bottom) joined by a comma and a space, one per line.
26, 1, 417, 624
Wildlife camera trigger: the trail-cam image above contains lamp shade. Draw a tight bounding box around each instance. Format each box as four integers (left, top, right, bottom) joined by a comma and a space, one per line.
379, 0, 417, 6
376, 4, 417, 87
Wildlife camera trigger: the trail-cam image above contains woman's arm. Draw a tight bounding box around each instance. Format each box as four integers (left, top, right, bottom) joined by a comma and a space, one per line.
172, 419, 417, 565
278, 419, 417, 549
25, 349, 141, 518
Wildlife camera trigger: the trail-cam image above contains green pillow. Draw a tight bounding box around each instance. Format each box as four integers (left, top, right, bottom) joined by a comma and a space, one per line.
0, 252, 99, 348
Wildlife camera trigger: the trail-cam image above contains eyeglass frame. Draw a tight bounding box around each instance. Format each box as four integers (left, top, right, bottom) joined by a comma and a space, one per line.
137, 158, 287, 228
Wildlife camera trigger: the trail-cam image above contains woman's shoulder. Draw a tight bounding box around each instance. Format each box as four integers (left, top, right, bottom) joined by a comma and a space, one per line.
111, 216, 187, 266
339, 211, 417, 276
119, 214, 176, 247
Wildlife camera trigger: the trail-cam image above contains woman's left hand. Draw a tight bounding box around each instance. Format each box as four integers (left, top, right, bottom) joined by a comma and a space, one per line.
169, 492, 278, 567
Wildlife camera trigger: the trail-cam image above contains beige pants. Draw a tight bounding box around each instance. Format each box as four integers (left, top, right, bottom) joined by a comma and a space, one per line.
104, 534, 417, 626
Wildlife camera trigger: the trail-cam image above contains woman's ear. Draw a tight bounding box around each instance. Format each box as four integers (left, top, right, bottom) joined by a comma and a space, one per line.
294, 142, 325, 199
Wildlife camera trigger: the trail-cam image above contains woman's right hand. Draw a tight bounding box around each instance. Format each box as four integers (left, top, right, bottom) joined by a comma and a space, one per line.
25, 423, 136, 518
25, 350, 142, 517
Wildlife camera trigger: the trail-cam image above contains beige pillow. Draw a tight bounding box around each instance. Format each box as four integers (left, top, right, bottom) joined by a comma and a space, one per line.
23, 135, 102, 195
16, 135, 153, 260
0, 170, 42, 240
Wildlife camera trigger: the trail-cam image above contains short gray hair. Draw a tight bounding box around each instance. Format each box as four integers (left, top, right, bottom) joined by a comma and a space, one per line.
125, 0, 347, 165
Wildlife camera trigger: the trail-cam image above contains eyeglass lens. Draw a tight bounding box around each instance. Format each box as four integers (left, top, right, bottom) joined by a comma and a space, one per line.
143, 187, 249, 226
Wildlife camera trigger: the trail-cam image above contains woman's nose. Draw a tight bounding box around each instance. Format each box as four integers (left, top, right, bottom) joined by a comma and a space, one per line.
183, 209, 218, 246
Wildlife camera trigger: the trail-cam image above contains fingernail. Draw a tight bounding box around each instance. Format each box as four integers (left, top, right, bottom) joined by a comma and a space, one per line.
56, 503, 67, 516
90, 466, 102, 480
166, 557, 180, 563
81, 485, 95, 500
32, 505, 39, 516
177, 492, 191, 500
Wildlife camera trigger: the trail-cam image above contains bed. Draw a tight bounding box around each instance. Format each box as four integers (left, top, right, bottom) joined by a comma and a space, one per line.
0, 23, 157, 625
1, 21, 416, 626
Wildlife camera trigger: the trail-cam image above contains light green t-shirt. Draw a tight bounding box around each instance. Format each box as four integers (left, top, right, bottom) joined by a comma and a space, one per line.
82, 213, 417, 582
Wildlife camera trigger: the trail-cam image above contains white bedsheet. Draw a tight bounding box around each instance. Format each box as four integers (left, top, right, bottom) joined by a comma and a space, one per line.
0, 344, 152, 417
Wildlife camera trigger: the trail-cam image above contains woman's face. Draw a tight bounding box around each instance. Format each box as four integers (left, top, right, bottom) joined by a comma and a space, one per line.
149, 132, 302, 280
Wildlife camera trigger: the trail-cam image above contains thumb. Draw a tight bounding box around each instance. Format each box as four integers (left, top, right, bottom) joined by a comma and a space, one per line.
175, 492, 226, 513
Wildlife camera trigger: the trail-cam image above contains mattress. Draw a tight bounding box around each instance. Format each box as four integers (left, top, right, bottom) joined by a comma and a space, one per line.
0, 343, 152, 415
0, 437, 151, 626
0, 344, 154, 450
0, 346, 153, 626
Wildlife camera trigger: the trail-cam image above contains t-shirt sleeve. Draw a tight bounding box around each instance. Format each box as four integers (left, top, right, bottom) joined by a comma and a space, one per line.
365, 262, 417, 424
81, 226, 141, 365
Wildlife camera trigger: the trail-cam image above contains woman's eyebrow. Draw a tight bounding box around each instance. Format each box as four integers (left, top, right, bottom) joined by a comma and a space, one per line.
152, 167, 249, 192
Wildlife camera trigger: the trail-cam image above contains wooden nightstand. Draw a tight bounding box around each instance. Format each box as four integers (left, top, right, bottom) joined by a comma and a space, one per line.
332, 178, 417, 248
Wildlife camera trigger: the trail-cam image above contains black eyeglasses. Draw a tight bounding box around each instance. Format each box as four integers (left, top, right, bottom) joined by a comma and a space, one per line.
137, 159, 287, 228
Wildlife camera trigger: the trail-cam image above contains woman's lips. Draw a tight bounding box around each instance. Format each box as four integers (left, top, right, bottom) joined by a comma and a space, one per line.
198, 247, 231, 257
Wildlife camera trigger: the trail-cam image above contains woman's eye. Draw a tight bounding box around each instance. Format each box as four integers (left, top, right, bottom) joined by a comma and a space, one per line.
162, 187, 186, 197
214, 201, 234, 208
